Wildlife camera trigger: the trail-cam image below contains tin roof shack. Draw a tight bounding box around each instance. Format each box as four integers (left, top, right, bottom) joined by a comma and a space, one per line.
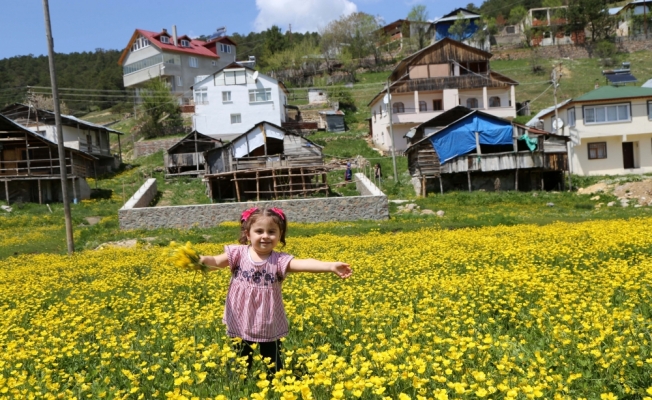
203, 121, 327, 202
405, 106, 569, 195
164, 131, 223, 177
319, 110, 345, 132
1, 103, 123, 174
0, 113, 96, 204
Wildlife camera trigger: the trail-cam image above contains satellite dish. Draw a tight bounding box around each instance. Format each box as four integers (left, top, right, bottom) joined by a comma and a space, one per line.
552, 118, 564, 131
252, 71, 259, 82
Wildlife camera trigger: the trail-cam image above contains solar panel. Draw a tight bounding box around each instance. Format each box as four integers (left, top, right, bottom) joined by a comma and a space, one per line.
605, 73, 637, 84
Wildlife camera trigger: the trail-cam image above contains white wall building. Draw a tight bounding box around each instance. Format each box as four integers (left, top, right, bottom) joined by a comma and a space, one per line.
527, 85, 652, 176
192, 63, 289, 137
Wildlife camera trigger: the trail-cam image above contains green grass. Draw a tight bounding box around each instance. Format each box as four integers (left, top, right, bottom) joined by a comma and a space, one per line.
491, 49, 652, 115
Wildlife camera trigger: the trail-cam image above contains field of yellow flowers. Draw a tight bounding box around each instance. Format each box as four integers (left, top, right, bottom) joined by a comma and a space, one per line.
1, 218, 652, 399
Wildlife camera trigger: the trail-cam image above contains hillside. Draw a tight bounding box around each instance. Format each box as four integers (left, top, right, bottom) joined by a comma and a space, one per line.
0, 49, 127, 114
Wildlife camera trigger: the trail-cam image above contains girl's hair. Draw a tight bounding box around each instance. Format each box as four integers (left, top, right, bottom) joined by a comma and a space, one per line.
239, 207, 287, 246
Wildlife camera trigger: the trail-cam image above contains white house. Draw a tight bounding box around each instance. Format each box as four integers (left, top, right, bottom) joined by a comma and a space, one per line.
119, 27, 237, 104
368, 38, 518, 152
192, 63, 289, 137
527, 85, 652, 176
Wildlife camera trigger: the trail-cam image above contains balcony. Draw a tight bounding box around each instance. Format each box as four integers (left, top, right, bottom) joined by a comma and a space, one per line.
123, 54, 182, 88
392, 110, 445, 124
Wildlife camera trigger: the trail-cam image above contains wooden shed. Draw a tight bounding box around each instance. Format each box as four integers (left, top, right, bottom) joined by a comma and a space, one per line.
164, 131, 223, 177
203, 121, 327, 202
0, 113, 96, 204
405, 106, 570, 194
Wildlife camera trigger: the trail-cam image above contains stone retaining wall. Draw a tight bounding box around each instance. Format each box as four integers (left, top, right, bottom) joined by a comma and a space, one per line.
120, 178, 157, 210
134, 138, 180, 158
118, 173, 387, 230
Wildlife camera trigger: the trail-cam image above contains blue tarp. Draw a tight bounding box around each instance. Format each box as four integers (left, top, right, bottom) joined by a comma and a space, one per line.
435, 21, 478, 41
428, 113, 513, 164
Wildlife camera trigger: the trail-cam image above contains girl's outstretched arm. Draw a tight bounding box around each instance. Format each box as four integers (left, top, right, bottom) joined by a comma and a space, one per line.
199, 253, 230, 272
288, 259, 352, 279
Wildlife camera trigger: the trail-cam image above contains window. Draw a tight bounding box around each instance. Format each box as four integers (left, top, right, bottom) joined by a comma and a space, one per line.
212, 61, 217, 66
181, 39, 190, 47
489, 96, 501, 107
584, 104, 630, 124
568, 107, 576, 127
506, 26, 516, 34
231, 114, 242, 124
392, 102, 405, 114
373, 111, 376, 121
648, 101, 652, 120
433, 99, 443, 111
131, 36, 151, 51
249, 88, 272, 102
419, 101, 427, 112
189, 57, 198, 68
466, 98, 479, 109
194, 87, 208, 105
224, 70, 247, 85
588, 142, 607, 159
222, 91, 232, 102
220, 43, 232, 53
176, 76, 182, 87
160, 36, 169, 44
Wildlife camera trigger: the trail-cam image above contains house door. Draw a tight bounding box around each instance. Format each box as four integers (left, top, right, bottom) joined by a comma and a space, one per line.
86, 134, 93, 153
622, 142, 635, 169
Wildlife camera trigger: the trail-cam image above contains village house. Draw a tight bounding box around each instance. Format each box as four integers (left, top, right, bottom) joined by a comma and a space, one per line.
0, 103, 123, 175
368, 38, 518, 153
0, 113, 96, 204
405, 106, 569, 195
118, 26, 237, 104
433, 8, 490, 51
164, 131, 223, 177
527, 85, 652, 176
378, 19, 434, 49
614, 0, 652, 37
524, 6, 585, 46
191, 63, 289, 138
202, 121, 325, 202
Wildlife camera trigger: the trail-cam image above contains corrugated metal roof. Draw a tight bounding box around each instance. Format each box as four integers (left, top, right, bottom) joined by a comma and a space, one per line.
525, 99, 572, 127
574, 85, 652, 101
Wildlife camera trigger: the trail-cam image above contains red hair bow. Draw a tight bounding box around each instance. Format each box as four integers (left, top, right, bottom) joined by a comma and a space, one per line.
241, 207, 259, 222
270, 207, 285, 220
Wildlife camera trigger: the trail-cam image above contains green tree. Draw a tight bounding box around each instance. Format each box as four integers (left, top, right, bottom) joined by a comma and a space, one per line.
261, 26, 288, 68
135, 78, 183, 139
509, 5, 528, 25
449, 13, 471, 41
406, 5, 431, 50
466, 3, 481, 13
567, 0, 614, 41
320, 12, 382, 65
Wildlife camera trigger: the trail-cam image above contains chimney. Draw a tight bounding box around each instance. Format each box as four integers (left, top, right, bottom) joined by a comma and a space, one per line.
172, 25, 178, 47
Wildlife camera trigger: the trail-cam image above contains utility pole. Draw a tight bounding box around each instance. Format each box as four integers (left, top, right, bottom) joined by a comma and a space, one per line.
42, 0, 74, 254
645, 0, 648, 39
552, 63, 571, 191
386, 79, 398, 182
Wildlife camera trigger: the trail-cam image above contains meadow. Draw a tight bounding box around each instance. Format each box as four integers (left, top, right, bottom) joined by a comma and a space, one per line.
1, 218, 652, 399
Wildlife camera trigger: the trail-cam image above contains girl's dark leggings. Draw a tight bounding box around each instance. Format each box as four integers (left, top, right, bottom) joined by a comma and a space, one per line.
236, 339, 283, 374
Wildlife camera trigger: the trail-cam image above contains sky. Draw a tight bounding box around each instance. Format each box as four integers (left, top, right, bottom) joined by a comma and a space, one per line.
0, 0, 472, 60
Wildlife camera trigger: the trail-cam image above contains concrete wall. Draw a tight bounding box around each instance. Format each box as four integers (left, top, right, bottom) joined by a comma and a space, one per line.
134, 138, 181, 158
355, 172, 384, 196
121, 178, 157, 210
119, 174, 387, 230
119, 195, 388, 230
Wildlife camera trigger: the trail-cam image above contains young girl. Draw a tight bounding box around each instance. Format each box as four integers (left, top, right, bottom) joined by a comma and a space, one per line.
199, 207, 351, 375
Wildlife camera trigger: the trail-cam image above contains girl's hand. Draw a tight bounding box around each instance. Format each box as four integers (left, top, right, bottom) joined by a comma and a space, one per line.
331, 262, 352, 279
